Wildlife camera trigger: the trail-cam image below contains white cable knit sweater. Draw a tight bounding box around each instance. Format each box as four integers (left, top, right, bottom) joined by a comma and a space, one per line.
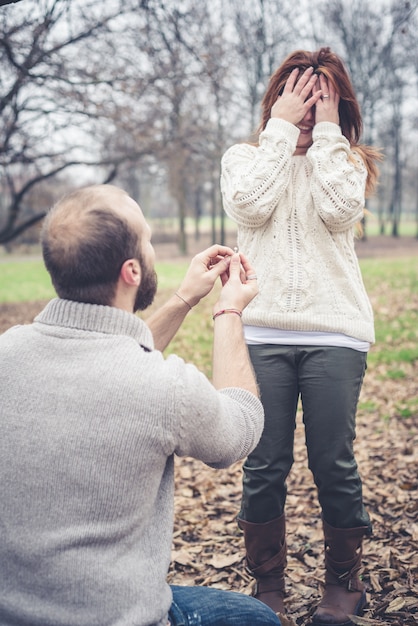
221, 118, 375, 343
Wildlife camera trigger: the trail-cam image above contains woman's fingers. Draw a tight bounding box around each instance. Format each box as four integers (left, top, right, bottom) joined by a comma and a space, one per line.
282, 67, 300, 95
315, 74, 340, 124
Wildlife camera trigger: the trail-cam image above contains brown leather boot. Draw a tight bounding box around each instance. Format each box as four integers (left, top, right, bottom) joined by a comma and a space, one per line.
311, 520, 369, 626
238, 514, 287, 615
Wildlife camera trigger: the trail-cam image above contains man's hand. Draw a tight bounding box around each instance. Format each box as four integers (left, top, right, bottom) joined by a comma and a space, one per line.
147, 244, 235, 351
175, 244, 235, 308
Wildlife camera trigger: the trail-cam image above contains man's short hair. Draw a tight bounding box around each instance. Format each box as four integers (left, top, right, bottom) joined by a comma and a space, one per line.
41, 185, 143, 306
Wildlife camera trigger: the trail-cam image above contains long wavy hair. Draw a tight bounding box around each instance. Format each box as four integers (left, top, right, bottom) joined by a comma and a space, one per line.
258, 47, 381, 196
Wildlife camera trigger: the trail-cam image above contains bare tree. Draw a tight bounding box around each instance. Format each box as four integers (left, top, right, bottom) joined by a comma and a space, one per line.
115, 0, 236, 253
178, 2, 235, 245
228, 0, 296, 137
0, 0, 155, 245
3, 0, 418, 251
397, 2, 418, 238
316, 0, 418, 235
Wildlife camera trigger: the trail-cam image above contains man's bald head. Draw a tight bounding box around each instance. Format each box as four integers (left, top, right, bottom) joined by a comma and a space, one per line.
41, 185, 147, 307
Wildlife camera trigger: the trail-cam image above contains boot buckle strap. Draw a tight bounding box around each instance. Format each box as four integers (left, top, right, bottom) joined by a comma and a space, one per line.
247, 542, 287, 578
253, 578, 285, 595
337, 570, 350, 583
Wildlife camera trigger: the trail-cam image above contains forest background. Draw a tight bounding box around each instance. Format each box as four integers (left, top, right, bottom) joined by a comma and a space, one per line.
1, 0, 418, 254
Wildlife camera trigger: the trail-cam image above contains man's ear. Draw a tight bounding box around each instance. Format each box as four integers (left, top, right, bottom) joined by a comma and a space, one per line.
120, 259, 141, 287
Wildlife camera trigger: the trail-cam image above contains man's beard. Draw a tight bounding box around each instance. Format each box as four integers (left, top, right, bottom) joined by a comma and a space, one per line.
133, 260, 158, 312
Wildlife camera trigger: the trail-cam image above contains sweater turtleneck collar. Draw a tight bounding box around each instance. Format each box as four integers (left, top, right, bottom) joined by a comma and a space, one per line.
34, 298, 154, 352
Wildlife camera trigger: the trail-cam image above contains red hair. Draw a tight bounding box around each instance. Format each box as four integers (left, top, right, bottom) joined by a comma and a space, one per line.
258, 47, 381, 196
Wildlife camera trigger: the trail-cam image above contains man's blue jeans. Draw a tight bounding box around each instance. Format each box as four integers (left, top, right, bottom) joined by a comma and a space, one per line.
168, 586, 282, 625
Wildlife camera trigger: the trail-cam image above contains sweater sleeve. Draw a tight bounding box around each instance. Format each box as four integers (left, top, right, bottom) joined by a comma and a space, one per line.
220, 118, 300, 227
307, 122, 367, 232
169, 358, 264, 469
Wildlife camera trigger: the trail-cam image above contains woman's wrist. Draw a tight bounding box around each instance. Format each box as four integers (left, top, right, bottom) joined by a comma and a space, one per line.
212, 308, 242, 321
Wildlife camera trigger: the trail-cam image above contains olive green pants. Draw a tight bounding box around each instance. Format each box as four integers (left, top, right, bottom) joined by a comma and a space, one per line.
240, 345, 371, 532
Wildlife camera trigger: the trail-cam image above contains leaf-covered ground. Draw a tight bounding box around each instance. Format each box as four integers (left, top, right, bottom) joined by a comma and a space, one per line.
167, 374, 417, 626
1, 236, 417, 625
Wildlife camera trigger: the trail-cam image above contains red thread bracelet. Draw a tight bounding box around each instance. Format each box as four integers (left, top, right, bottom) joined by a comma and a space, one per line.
212, 308, 242, 320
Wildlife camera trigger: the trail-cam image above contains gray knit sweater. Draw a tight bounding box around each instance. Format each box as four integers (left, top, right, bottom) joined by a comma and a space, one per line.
0, 299, 263, 626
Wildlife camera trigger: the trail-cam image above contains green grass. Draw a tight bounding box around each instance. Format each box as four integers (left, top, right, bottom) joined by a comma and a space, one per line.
1, 254, 418, 378
358, 399, 378, 412
0, 259, 55, 303
363, 217, 418, 237
361, 257, 418, 367
0, 260, 187, 304
154, 262, 189, 291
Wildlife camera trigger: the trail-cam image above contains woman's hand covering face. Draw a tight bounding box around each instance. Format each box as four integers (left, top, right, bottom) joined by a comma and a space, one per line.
270, 67, 322, 126
313, 73, 340, 126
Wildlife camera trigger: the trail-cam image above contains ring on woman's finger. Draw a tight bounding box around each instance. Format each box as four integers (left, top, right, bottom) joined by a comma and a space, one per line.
323, 94, 330, 99
246, 274, 257, 280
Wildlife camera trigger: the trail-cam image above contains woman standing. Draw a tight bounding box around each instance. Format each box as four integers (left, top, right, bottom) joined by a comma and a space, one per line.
220, 48, 380, 625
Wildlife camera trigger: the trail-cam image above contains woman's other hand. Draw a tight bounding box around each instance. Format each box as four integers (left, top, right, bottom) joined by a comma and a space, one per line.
314, 74, 340, 125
